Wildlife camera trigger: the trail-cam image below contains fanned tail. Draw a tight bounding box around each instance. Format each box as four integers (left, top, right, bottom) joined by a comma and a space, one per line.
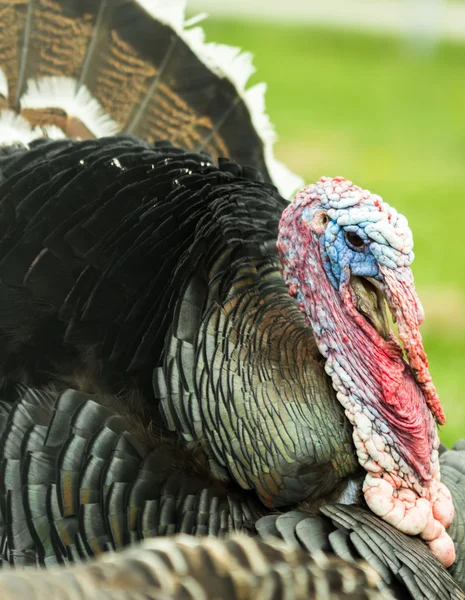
0, 0, 303, 197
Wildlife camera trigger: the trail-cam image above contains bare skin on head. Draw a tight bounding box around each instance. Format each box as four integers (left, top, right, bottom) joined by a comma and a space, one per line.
277, 176, 455, 567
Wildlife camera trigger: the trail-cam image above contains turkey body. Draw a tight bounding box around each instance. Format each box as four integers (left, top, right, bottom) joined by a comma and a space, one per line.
0, 137, 358, 508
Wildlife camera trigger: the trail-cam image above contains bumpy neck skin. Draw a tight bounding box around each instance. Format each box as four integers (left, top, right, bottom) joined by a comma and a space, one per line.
277, 177, 455, 567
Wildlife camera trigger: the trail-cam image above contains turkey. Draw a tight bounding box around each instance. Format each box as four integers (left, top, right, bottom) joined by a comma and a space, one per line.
0, 0, 463, 597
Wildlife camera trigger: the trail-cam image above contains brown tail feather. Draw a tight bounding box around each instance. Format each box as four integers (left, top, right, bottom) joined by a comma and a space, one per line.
0, 0, 303, 197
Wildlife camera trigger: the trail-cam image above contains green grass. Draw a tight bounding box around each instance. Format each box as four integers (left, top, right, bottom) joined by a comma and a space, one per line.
194, 18, 465, 446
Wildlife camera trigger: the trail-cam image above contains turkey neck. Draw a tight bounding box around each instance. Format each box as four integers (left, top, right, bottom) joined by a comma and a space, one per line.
286, 228, 435, 481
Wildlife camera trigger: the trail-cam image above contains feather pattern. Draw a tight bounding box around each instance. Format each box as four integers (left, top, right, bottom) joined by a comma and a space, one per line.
0, 533, 394, 599
0, 384, 262, 566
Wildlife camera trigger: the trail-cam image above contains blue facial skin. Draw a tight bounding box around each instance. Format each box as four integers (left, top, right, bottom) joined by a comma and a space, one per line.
301, 206, 381, 290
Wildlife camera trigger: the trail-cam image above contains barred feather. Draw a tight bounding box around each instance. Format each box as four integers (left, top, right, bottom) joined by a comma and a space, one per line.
0, 534, 394, 600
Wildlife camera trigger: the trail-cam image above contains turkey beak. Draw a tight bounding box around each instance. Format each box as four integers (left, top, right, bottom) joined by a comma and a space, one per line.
350, 275, 391, 341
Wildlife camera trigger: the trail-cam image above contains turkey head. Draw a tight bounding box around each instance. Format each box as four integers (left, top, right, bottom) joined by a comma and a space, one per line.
277, 176, 455, 567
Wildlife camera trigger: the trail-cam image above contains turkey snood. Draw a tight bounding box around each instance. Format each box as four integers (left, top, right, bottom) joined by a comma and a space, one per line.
277, 176, 455, 567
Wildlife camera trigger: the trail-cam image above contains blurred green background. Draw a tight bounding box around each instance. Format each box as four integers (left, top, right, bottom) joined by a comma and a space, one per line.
190, 15, 465, 446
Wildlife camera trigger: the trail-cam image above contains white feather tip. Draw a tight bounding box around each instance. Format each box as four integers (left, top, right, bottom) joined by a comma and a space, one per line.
136, 0, 187, 31
0, 68, 8, 99
21, 76, 120, 138
0, 110, 69, 147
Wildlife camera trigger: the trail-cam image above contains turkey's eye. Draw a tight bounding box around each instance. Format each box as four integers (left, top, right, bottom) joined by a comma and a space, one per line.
310, 211, 330, 233
345, 231, 365, 249
315, 212, 329, 228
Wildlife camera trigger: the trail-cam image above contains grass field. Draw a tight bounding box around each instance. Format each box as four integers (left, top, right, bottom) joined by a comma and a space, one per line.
193, 18, 465, 446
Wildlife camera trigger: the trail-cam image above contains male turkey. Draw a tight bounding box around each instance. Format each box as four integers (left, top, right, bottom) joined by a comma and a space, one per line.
0, 0, 463, 598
